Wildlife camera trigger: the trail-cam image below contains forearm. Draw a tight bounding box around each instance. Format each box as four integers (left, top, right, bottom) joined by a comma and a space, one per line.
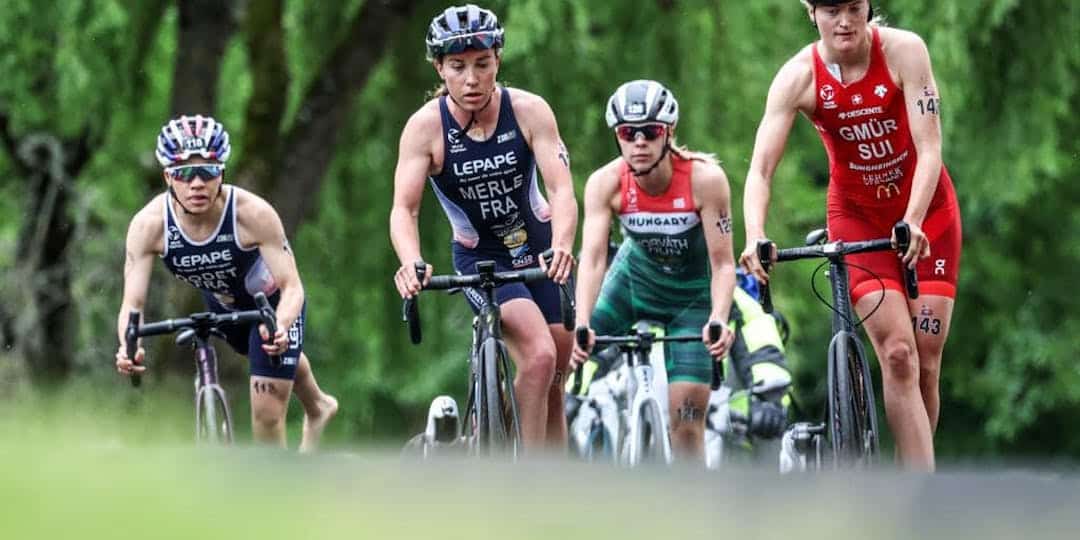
903, 150, 942, 227
573, 253, 607, 328
389, 205, 423, 265
743, 171, 772, 241
709, 261, 737, 323
548, 188, 578, 252
273, 281, 305, 331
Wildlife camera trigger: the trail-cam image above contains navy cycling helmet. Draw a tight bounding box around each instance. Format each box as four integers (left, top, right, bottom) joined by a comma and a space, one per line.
425, 4, 504, 61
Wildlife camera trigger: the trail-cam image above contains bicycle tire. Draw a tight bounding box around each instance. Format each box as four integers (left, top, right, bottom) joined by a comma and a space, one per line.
480, 338, 510, 454
850, 337, 880, 463
497, 341, 523, 456
629, 398, 669, 466
196, 384, 233, 446
828, 335, 859, 467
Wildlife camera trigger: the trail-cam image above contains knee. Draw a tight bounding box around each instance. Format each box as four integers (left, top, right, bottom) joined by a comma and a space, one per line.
251, 400, 286, 431
919, 362, 940, 389
670, 422, 704, 451
879, 339, 918, 384
518, 347, 556, 387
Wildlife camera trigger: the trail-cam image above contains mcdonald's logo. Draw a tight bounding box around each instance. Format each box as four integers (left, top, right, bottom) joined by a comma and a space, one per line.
876, 182, 901, 200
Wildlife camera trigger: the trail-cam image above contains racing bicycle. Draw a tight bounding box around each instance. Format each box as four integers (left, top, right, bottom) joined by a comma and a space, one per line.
403, 254, 574, 458
756, 222, 918, 469
125, 292, 278, 445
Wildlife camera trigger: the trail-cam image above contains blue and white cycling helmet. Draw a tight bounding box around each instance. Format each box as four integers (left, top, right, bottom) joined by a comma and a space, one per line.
155, 114, 231, 167
425, 4, 504, 61
605, 80, 680, 129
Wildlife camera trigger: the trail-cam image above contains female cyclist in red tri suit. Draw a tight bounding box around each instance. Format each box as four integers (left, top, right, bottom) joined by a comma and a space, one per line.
740, 0, 961, 471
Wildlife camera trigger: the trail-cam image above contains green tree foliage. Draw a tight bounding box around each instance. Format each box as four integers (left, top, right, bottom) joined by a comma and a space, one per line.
0, 0, 1077, 458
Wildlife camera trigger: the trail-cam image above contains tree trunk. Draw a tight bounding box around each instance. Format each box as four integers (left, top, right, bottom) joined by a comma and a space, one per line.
271, 0, 420, 237
0, 117, 95, 386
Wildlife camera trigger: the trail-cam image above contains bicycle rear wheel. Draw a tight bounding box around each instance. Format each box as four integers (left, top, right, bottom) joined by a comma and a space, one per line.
195, 384, 234, 446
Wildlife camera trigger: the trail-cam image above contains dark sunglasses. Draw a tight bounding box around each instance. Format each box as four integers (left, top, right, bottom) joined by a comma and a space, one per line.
615, 124, 667, 142
430, 31, 502, 57
165, 164, 225, 182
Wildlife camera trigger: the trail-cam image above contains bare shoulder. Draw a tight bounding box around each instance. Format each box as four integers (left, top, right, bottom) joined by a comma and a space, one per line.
232, 186, 283, 232
401, 99, 443, 143
586, 158, 622, 190
507, 87, 556, 125
879, 27, 929, 66
691, 159, 729, 186
771, 45, 816, 109
690, 159, 730, 205
127, 194, 165, 254
778, 45, 816, 89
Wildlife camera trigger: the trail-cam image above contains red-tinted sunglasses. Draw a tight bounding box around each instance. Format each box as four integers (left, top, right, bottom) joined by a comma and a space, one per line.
615, 124, 667, 142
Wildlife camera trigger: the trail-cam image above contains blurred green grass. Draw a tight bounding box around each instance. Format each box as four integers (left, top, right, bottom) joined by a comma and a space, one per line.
3, 382, 1080, 540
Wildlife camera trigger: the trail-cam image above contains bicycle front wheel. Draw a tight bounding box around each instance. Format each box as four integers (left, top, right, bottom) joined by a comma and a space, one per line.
479, 339, 520, 457
195, 384, 234, 446
827, 334, 875, 467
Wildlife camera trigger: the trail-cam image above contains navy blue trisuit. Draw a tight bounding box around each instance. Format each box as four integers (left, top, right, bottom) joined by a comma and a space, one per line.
160, 186, 304, 379
428, 87, 564, 324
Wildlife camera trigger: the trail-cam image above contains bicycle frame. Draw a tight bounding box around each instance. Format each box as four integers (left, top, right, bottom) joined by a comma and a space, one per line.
190, 331, 234, 445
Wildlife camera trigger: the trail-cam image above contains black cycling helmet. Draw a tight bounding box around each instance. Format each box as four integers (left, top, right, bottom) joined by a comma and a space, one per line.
803, 0, 873, 21
425, 4, 505, 61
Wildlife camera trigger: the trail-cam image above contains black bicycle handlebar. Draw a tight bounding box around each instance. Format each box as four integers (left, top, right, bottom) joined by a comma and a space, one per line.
125, 292, 276, 379
403, 250, 575, 345
574, 321, 726, 391
756, 222, 919, 313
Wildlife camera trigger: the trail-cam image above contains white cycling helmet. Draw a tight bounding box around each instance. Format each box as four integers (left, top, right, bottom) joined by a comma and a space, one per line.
605, 80, 679, 128
155, 114, 231, 167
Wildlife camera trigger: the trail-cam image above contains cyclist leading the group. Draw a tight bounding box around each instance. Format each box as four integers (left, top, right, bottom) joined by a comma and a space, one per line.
571, 80, 737, 460
740, 0, 962, 471
389, 5, 578, 450
115, 114, 338, 451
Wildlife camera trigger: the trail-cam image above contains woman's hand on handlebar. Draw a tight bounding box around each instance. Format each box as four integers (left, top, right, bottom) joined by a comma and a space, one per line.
569, 326, 594, 370
540, 247, 575, 284
394, 261, 432, 299
893, 222, 930, 269
703, 321, 734, 358
739, 240, 772, 285
115, 346, 146, 376
259, 324, 288, 355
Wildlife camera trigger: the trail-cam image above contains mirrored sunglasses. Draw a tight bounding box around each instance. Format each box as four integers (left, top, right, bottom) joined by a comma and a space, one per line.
615, 124, 667, 142
165, 164, 225, 182
430, 31, 501, 57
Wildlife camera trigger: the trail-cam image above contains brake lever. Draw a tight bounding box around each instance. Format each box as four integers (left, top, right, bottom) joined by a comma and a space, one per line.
756, 240, 775, 314
253, 292, 281, 368
893, 222, 919, 299
126, 311, 141, 387
708, 321, 724, 391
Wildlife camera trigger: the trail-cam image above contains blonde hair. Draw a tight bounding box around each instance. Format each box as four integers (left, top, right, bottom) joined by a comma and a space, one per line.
668, 137, 719, 166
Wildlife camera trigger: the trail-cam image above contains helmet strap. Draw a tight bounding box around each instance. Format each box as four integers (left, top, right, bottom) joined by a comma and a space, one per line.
620, 133, 672, 178
449, 87, 495, 137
